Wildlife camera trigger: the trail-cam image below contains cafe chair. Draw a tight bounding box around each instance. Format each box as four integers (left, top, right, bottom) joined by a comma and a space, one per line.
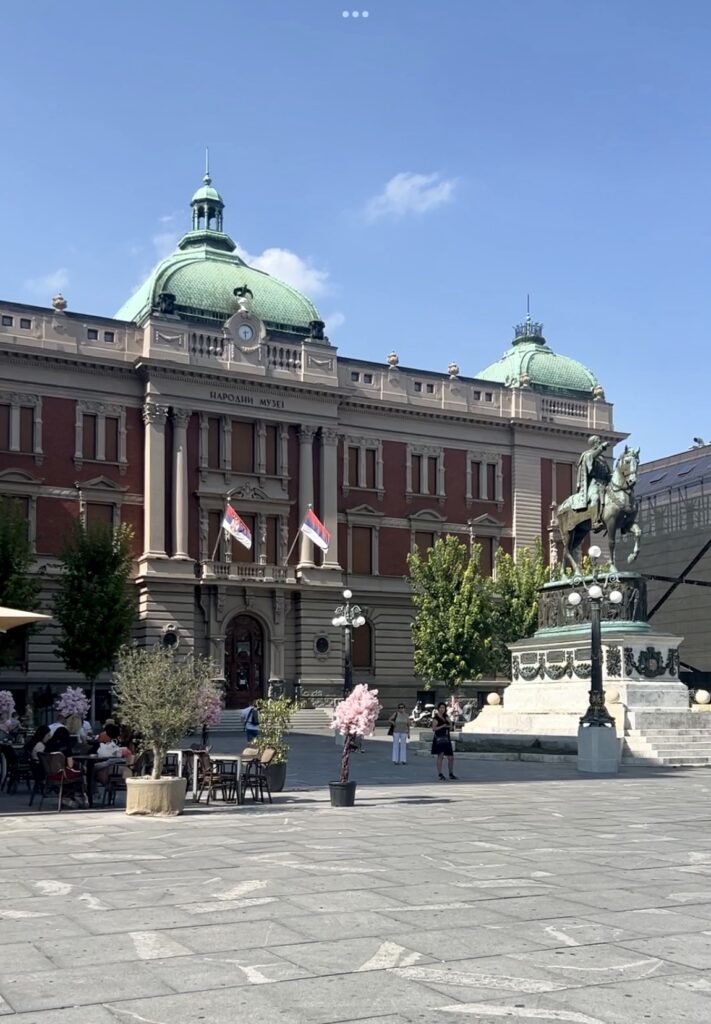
241, 747, 275, 804
101, 763, 131, 807
196, 753, 237, 804
37, 752, 85, 812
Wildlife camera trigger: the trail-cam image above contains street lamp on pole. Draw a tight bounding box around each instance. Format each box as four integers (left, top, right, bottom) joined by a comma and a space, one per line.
566, 545, 623, 728
332, 588, 366, 699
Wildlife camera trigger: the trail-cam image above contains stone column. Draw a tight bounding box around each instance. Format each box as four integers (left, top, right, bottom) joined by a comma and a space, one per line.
321, 427, 340, 568
298, 425, 316, 567
142, 401, 168, 557
172, 408, 191, 559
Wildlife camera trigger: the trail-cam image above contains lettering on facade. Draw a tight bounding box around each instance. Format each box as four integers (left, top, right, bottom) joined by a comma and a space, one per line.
209, 390, 285, 410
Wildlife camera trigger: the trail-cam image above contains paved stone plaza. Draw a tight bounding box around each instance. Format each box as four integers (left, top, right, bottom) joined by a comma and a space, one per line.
2, 733, 711, 1023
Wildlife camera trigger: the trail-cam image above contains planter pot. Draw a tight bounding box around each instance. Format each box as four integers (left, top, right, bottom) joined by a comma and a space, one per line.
329, 781, 357, 807
266, 761, 287, 793
125, 776, 187, 817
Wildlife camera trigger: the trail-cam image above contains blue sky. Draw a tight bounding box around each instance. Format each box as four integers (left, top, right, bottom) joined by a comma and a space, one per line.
1, 0, 710, 460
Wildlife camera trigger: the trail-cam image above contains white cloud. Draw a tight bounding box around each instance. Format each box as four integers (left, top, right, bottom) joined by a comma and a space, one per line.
237, 244, 330, 297
364, 171, 457, 222
152, 212, 181, 260
324, 311, 346, 332
24, 268, 69, 296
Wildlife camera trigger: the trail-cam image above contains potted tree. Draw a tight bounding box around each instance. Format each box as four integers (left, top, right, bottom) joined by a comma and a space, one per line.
113, 645, 220, 816
330, 683, 381, 807
254, 695, 301, 793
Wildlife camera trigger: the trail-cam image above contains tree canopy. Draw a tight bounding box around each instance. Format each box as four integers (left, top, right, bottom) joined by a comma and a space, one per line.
53, 521, 136, 681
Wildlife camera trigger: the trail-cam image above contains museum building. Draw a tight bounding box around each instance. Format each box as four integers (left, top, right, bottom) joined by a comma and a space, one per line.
0, 173, 621, 712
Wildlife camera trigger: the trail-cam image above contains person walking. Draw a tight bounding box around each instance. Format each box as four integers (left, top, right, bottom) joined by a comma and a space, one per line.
388, 703, 410, 765
431, 702, 457, 780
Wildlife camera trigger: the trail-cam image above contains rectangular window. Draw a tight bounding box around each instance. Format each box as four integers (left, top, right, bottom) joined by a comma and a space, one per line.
19, 318, 31, 329
350, 371, 360, 382
104, 331, 115, 343
363, 373, 373, 384
426, 383, 435, 394
265, 424, 279, 475
415, 531, 435, 558
105, 417, 119, 462
82, 414, 97, 460
266, 516, 278, 564
19, 407, 33, 453
352, 526, 372, 575
86, 502, 113, 532
411, 454, 422, 494
485, 392, 493, 402
473, 390, 481, 400
348, 446, 359, 488
1, 315, 13, 327
479, 536, 494, 576
487, 463, 497, 500
1, 496, 29, 541
414, 382, 422, 393
231, 420, 255, 474
471, 461, 481, 500
427, 456, 438, 495
87, 328, 99, 341
232, 513, 255, 564
207, 417, 221, 468
556, 462, 574, 504
364, 449, 376, 489
0, 405, 9, 450
208, 510, 222, 560
352, 621, 372, 670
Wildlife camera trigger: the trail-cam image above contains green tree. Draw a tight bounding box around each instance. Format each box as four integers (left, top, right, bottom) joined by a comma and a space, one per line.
489, 540, 548, 676
53, 521, 136, 684
113, 645, 220, 779
0, 498, 42, 666
407, 535, 493, 689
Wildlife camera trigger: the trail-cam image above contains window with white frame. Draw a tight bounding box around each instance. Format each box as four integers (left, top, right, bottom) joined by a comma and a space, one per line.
406, 444, 445, 502
200, 416, 288, 482
77, 477, 127, 532
344, 505, 383, 576
342, 436, 384, 496
466, 451, 503, 506
0, 469, 41, 551
74, 401, 127, 471
0, 392, 43, 463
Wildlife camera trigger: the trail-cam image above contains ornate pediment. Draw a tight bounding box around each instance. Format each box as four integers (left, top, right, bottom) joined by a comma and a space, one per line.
346, 503, 383, 518
78, 475, 128, 494
228, 482, 269, 501
0, 468, 44, 487
407, 508, 447, 523
469, 512, 504, 529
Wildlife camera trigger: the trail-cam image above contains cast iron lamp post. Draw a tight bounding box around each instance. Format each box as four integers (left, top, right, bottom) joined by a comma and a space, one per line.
332, 589, 366, 699
566, 544, 623, 727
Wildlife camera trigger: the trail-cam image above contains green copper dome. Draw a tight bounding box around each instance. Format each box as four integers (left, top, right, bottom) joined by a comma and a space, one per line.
476, 316, 598, 395
115, 173, 321, 335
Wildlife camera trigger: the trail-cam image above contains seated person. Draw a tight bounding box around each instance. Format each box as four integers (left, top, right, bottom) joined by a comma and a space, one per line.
95, 722, 134, 787
48, 713, 67, 735
42, 726, 84, 807
26, 726, 52, 760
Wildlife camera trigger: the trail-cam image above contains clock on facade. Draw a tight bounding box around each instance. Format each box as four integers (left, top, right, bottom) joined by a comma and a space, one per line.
237, 323, 254, 342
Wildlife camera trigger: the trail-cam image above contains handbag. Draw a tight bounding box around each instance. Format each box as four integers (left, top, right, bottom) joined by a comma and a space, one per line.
387, 723, 394, 736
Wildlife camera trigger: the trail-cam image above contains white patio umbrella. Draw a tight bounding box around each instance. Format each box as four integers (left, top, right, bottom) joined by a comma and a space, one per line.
0, 606, 52, 632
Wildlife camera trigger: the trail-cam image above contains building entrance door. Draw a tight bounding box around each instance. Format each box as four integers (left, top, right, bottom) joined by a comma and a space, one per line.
224, 615, 265, 710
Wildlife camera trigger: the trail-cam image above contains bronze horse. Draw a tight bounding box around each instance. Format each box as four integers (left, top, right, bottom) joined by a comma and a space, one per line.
556, 446, 642, 574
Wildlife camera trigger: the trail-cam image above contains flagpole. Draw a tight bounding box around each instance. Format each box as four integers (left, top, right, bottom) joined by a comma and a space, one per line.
210, 488, 236, 563
284, 503, 311, 566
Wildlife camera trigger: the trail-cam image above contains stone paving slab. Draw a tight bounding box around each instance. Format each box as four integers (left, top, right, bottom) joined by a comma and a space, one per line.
1, 735, 711, 1023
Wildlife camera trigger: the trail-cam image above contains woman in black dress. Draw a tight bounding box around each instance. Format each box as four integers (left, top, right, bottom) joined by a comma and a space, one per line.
431, 702, 457, 781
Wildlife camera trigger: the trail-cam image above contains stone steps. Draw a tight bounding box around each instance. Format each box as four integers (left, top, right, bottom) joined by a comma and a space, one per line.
624, 724, 711, 766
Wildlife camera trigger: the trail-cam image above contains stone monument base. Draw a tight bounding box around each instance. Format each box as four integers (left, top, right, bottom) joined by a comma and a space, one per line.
577, 725, 619, 774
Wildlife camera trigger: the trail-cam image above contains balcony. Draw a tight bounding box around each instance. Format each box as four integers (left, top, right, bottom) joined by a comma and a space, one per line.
200, 561, 296, 583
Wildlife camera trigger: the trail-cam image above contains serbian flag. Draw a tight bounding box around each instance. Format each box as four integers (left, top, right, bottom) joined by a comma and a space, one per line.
300, 508, 331, 552
222, 504, 252, 550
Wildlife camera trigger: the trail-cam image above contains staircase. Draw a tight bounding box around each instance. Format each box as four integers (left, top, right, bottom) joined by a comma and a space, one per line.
289, 709, 333, 733
623, 717, 711, 766
217, 710, 247, 733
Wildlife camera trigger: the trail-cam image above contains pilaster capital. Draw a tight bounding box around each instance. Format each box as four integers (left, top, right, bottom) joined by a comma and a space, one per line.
171, 407, 192, 429
142, 401, 169, 427
322, 427, 340, 446
298, 425, 318, 444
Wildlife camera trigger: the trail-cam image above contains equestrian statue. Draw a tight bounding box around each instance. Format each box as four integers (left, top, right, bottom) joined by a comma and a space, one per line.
555, 435, 642, 575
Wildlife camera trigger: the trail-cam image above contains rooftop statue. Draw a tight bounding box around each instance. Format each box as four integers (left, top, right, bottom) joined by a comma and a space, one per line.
555, 437, 642, 575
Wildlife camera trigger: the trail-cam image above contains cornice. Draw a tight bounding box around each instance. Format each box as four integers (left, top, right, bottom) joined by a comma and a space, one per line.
0, 345, 139, 383
135, 360, 344, 406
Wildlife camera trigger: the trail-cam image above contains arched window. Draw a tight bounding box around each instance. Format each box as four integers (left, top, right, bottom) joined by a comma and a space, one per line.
352, 619, 374, 673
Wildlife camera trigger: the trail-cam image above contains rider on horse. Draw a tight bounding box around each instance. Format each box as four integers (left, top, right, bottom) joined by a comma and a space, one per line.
573, 435, 611, 532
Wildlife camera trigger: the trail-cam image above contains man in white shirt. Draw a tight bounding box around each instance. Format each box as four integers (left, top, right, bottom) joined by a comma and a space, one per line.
242, 704, 260, 742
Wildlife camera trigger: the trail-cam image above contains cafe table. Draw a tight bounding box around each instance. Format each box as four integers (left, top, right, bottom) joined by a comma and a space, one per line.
71, 754, 126, 809
167, 747, 208, 801
208, 753, 244, 805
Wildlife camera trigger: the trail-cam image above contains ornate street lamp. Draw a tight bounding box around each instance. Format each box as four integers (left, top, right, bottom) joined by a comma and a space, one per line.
332, 589, 366, 699
566, 545, 623, 728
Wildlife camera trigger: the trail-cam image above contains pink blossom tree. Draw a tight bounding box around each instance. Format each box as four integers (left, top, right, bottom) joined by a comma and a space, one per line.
332, 684, 382, 784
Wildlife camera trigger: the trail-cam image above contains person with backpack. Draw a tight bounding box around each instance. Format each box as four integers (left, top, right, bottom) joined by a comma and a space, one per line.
243, 703, 260, 742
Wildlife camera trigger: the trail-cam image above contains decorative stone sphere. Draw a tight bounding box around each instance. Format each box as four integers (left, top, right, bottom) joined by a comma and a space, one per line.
387, 351, 399, 367
448, 361, 460, 378
52, 293, 67, 312
487, 692, 501, 706
606, 688, 620, 704
694, 689, 711, 705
